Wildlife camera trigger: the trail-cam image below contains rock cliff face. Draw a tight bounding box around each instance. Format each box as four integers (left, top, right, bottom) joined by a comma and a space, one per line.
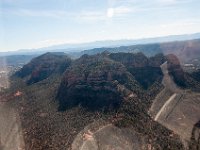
165, 54, 200, 90
57, 54, 141, 111
16, 51, 188, 111
109, 53, 165, 89
190, 121, 200, 150
109, 52, 149, 67
166, 54, 186, 87
15, 52, 72, 84
57, 52, 168, 111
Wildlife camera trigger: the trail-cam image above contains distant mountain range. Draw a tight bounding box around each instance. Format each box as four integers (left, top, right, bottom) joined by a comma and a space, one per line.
1, 32, 200, 56
71, 38, 200, 63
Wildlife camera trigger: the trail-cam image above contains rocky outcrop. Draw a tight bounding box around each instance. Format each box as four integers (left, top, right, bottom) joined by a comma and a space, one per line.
109, 52, 165, 89
15, 52, 72, 84
57, 54, 140, 111
190, 121, 200, 150
109, 52, 149, 67
166, 54, 186, 87
57, 52, 168, 111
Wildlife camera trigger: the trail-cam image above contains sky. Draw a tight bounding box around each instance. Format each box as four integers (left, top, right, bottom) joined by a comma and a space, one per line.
0, 0, 200, 52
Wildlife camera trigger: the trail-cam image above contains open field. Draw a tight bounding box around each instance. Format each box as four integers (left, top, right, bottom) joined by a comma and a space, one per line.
149, 62, 200, 144
72, 121, 147, 150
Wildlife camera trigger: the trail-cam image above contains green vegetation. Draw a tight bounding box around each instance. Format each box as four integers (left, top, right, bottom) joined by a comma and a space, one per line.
15, 52, 72, 84
57, 54, 141, 111
9, 51, 200, 149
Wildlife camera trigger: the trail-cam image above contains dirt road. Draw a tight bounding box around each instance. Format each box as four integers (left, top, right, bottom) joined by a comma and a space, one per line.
154, 93, 177, 121
149, 61, 200, 142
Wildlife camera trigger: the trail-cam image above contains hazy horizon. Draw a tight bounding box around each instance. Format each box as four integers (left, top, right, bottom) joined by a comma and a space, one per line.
1, 0, 200, 52
0, 32, 200, 53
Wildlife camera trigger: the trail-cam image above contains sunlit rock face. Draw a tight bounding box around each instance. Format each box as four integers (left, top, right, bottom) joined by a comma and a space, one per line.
15, 52, 72, 84
57, 54, 140, 111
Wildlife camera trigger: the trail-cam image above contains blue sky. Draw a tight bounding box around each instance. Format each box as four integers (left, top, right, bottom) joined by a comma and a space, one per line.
0, 0, 200, 52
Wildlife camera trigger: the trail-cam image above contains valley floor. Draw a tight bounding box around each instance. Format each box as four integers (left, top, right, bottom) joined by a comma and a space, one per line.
150, 61, 200, 146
